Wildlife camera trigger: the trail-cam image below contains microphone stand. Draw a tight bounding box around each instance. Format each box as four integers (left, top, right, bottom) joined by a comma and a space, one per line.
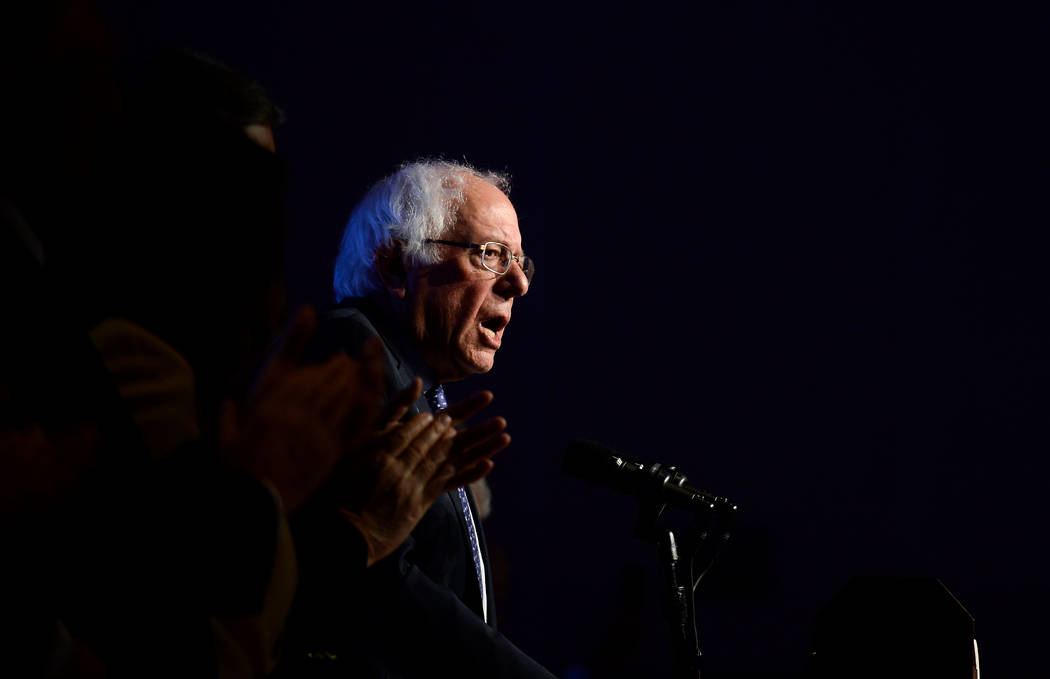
635, 467, 737, 679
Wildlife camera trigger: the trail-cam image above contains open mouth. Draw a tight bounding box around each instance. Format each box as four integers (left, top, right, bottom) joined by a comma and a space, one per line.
480, 316, 508, 344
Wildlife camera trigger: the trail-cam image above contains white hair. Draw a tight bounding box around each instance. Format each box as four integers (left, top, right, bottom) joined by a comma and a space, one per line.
333, 159, 510, 301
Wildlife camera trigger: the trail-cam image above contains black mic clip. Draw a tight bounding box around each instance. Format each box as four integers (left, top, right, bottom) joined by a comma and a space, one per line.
634, 464, 714, 544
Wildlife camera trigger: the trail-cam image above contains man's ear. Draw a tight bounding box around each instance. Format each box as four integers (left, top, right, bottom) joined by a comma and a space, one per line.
375, 240, 408, 300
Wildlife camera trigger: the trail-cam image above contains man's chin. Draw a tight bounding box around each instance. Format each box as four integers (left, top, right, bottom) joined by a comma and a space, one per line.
434, 356, 495, 382
470, 349, 496, 375
441, 353, 494, 383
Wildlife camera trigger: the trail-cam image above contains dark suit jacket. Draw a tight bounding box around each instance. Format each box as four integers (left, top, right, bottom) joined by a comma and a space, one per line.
283, 298, 554, 678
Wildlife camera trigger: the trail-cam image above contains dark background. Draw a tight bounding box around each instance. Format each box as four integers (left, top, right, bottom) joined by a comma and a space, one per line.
105, 1, 1049, 676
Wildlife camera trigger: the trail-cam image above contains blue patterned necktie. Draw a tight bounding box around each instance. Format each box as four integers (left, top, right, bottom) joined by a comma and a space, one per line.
424, 384, 448, 412
424, 384, 488, 622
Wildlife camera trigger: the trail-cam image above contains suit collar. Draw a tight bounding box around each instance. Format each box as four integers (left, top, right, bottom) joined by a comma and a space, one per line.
335, 297, 438, 407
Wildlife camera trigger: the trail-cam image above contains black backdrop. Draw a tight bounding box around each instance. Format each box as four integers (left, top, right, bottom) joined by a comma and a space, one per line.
105, 2, 1049, 676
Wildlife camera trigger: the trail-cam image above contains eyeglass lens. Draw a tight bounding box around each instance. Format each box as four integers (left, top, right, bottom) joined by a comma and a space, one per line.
481, 243, 533, 281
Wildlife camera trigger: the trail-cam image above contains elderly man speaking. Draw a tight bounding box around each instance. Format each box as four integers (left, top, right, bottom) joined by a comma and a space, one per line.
284, 160, 553, 678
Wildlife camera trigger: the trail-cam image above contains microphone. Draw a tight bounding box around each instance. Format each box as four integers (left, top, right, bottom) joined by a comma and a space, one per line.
564, 439, 734, 511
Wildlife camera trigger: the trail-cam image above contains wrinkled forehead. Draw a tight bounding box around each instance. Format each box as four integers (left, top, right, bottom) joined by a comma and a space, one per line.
451, 177, 522, 251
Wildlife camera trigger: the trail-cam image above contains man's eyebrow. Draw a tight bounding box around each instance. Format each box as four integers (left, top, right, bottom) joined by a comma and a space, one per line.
484, 238, 523, 250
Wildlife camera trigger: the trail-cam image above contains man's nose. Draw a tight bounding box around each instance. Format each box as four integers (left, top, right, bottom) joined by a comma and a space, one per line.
498, 260, 529, 298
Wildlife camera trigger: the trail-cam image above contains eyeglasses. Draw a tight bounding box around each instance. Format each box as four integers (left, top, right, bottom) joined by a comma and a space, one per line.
423, 239, 535, 283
